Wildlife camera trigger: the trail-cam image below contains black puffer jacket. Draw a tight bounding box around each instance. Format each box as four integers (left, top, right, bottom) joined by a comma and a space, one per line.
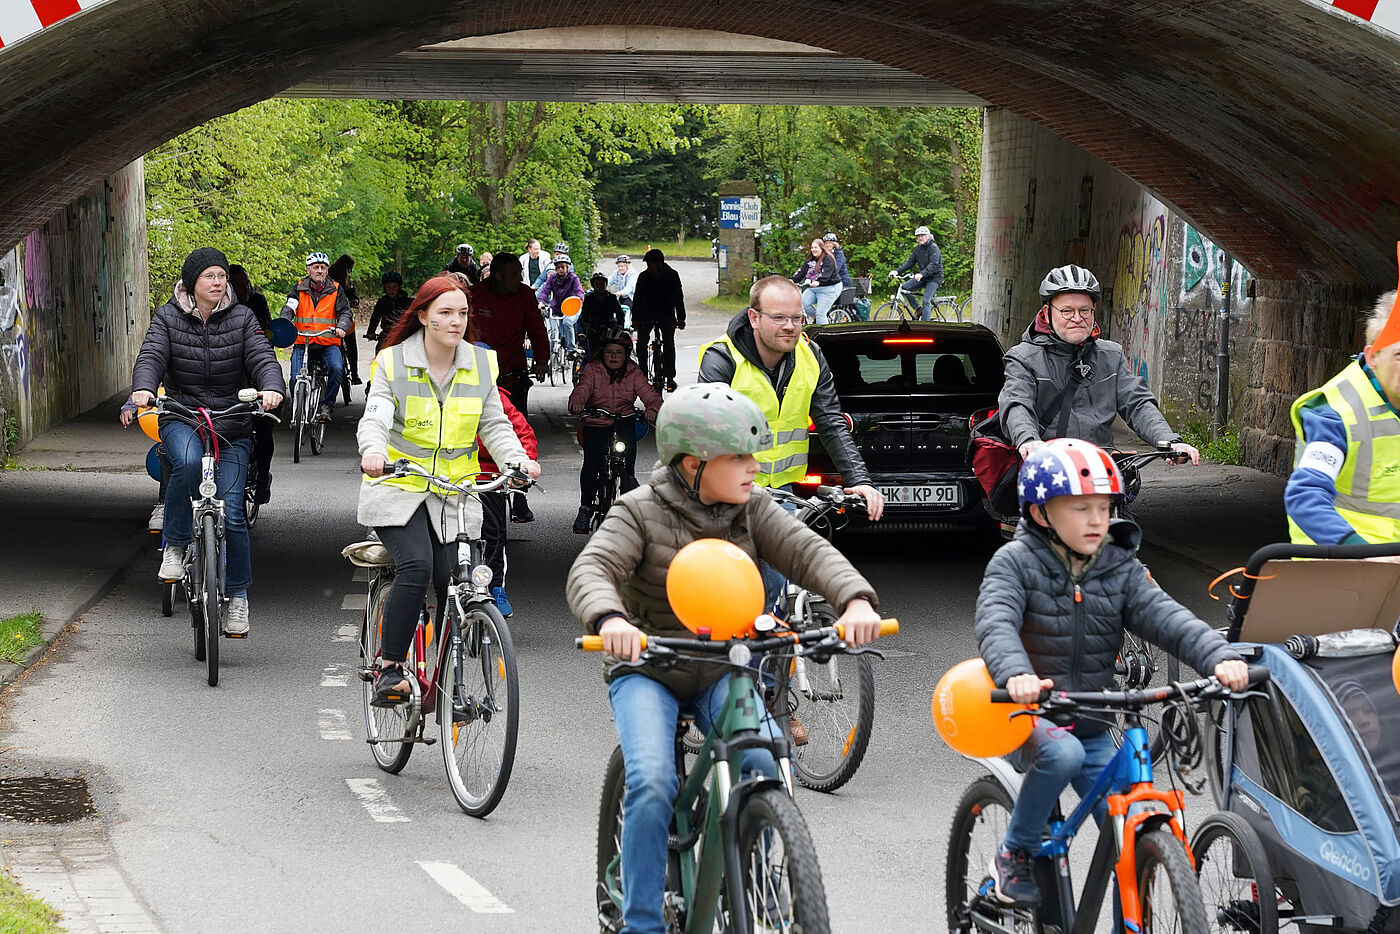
131, 284, 287, 440
974, 518, 1239, 736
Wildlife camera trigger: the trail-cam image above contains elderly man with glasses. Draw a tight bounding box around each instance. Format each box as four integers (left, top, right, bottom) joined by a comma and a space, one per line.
1000, 263, 1199, 463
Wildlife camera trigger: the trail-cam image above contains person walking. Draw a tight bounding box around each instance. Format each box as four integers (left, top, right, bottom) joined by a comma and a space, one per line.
630, 248, 686, 391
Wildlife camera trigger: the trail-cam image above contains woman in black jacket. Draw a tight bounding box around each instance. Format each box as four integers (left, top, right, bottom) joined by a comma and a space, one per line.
130, 247, 286, 636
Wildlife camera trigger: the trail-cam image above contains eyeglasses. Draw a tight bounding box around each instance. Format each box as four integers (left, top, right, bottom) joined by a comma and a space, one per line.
753, 308, 805, 328
1052, 304, 1095, 320
199, 272, 228, 282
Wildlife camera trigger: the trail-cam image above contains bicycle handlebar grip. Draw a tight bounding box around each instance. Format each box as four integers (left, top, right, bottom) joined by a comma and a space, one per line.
989, 687, 1051, 704
1247, 664, 1271, 685
576, 635, 649, 652
835, 619, 898, 639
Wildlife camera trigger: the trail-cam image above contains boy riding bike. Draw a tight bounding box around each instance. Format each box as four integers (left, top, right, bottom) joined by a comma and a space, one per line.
973, 437, 1247, 908
565, 383, 883, 934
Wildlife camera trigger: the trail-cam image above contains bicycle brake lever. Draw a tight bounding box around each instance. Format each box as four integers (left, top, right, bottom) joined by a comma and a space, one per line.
841, 646, 886, 661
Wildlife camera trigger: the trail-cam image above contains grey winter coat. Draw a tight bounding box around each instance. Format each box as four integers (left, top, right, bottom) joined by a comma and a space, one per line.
131, 283, 286, 440
698, 311, 872, 486
566, 466, 879, 699
999, 311, 1179, 450
355, 333, 526, 542
974, 519, 1240, 736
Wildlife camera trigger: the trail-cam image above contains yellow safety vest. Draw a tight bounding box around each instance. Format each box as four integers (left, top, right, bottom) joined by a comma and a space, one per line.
368, 341, 498, 493
701, 334, 820, 487
1288, 360, 1400, 544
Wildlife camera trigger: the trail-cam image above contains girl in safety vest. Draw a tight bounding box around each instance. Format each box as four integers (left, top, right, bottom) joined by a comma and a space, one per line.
355, 276, 542, 706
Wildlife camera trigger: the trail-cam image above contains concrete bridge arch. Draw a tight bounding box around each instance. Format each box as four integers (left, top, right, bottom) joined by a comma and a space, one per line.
0, 0, 1396, 470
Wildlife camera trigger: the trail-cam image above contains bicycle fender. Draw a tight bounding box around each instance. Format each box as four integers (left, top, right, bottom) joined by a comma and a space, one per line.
960, 754, 1024, 800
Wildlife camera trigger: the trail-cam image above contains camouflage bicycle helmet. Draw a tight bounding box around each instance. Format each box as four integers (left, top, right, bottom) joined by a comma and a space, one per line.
656, 384, 773, 465
1039, 264, 1101, 302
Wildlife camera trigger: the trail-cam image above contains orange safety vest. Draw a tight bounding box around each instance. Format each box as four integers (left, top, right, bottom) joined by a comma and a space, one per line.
294, 283, 342, 346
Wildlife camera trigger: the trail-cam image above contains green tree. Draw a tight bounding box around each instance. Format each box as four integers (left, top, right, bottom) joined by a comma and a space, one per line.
593, 107, 713, 245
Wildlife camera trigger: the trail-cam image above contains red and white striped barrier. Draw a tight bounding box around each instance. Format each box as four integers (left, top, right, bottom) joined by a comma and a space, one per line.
0, 0, 108, 49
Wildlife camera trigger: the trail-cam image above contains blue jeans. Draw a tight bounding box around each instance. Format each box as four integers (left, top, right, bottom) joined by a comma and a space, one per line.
547, 314, 577, 353
1002, 718, 1117, 854
801, 283, 842, 325
162, 421, 253, 597
608, 672, 781, 934
900, 277, 943, 320
290, 343, 344, 410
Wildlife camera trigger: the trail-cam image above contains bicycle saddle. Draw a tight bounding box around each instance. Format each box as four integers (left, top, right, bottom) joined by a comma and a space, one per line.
341, 540, 392, 567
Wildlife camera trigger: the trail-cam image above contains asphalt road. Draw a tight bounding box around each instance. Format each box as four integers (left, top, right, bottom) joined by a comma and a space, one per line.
0, 279, 1250, 932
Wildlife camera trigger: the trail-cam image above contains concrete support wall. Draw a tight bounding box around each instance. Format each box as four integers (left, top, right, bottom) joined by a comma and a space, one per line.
973, 109, 1270, 464
0, 160, 148, 449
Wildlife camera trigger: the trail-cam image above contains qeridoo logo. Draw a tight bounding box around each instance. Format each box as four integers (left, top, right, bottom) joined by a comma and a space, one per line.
1320, 841, 1372, 882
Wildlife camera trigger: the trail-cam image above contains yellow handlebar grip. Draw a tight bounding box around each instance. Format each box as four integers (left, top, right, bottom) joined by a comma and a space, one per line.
834, 619, 899, 639
576, 634, 649, 652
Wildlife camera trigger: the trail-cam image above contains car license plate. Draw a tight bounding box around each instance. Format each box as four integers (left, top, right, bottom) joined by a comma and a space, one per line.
879, 483, 962, 507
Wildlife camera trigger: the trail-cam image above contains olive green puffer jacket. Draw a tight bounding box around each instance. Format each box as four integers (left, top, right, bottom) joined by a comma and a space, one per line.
566, 466, 879, 699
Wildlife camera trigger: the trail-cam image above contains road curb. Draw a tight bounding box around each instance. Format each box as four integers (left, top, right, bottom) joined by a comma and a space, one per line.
0, 532, 149, 692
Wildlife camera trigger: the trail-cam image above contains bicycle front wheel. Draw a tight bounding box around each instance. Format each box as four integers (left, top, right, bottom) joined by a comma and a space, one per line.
946, 777, 1043, 934
871, 300, 900, 321
1191, 813, 1279, 934
728, 788, 830, 933
594, 745, 626, 932
438, 602, 518, 817
1135, 829, 1210, 934
201, 514, 220, 686
291, 381, 307, 463
361, 576, 415, 774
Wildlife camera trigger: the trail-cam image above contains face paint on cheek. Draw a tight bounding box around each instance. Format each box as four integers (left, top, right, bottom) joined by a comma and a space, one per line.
429, 320, 441, 330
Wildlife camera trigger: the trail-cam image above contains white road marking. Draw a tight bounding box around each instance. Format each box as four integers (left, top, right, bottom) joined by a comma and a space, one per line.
341, 593, 367, 610
417, 861, 514, 914
321, 664, 349, 687
318, 708, 353, 740
346, 778, 410, 823
334, 622, 359, 643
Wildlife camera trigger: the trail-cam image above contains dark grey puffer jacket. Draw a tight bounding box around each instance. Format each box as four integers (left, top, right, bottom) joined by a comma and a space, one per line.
974, 518, 1240, 735
131, 284, 286, 440
999, 311, 1179, 450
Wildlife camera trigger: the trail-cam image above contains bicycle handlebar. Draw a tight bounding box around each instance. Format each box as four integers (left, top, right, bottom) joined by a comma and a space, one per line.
367, 458, 535, 495
1112, 445, 1189, 472
156, 395, 279, 424
989, 664, 1269, 708
576, 619, 898, 654
296, 327, 340, 338
580, 406, 644, 421
768, 485, 868, 515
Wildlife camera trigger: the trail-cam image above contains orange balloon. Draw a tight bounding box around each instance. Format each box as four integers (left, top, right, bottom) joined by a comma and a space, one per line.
932, 658, 1035, 758
136, 407, 160, 442
1392, 646, 1400, 696
666, 538, 763, 640
561, 295, 583, 318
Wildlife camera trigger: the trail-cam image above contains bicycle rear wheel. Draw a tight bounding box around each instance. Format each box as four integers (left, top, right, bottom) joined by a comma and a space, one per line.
932, 299, 962, 323
201, 514, 220, 686
1191, 812, 1279, 934
594, 745, 626, 932
946, 776, 1044, 934
244, 460, 260, 531
438, 602, 518, 817
361, 576, 415, 773
1135, 829, 1210, 934
311, 417, 326, 456
161, 580, 175, 617
729, 788, 830, 933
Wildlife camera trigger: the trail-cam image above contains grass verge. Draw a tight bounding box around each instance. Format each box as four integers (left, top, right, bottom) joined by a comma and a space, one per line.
601, 239, 714, 260
0, 613, 45, 664
701, 294, 750, 315
0, 868, 62, 933
1180, 422, 1244, 466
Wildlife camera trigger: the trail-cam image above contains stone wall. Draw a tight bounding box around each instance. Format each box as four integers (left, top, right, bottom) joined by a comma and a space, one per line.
0, 160, 148, 447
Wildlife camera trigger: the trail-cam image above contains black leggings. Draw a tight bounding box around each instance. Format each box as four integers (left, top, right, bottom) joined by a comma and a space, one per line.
375, 505, 455, 664
580, 422, 638, 507
342, 334, 359, 381
480, 490, 508, 589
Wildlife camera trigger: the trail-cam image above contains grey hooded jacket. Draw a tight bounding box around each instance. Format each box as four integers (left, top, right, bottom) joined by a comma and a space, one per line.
974, 518, 1240, 736
998, 312, 1179, 450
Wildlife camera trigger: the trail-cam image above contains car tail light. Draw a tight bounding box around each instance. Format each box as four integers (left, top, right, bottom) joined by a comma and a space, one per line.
797, 474, 823, 486
883, 337, 934, 345
808, 415, 854, 433
970, 407, 997, 431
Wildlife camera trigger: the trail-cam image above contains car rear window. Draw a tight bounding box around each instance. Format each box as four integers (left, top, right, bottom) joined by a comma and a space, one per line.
820, 339, 1002, 396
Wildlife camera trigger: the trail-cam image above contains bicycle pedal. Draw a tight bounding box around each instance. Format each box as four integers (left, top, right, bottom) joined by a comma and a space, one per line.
223, 631, 248, 639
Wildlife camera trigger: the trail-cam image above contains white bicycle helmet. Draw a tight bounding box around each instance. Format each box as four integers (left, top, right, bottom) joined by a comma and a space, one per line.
1039, 264, 1101, 302
554, 254, 572, 267
914, 225, 932, 236
305, 251, 330, 266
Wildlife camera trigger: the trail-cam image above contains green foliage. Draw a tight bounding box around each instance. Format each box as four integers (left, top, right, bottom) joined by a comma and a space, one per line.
594, 108, 710, 244
3, 415, 17, 452
0, 611, 43, 663
0, 866, 61, 934
1181, 420, 1244, 466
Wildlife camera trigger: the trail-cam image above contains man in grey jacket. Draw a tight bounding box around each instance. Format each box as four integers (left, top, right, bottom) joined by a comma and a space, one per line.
999, 263, 1199, 464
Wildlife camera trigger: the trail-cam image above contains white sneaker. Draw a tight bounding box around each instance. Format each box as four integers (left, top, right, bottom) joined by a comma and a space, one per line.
158, 545, 184, 582
224, 597, 249, 636
147, 504, 164, 532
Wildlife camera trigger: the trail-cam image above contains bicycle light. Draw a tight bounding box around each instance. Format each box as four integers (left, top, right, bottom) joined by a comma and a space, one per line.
471, 564, 493, 589
612, 440, 627, 454
728, 643, 752, 666
199, 480, 217, 498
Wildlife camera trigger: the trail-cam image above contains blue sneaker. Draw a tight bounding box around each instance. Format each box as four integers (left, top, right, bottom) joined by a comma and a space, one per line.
491, 586, 513, 618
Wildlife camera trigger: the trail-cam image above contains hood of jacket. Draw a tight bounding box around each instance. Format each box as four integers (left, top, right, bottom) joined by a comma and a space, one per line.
171, 281, 238, 317
1013, 513, 1142, 578
1020, 305, 1102, 352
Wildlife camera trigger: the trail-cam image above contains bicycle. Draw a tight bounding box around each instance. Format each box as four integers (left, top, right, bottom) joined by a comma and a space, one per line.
762, 486, 879, 792
946, 666, 1268, 934
156, 391, 277, 687
579, 406, 644, 534
871, 271, 962, 323
353, 460, 529, 817
544, 307, 568, 387
647, 330, 666, 396
582, 618, 899, 934
287, 327, 337, 463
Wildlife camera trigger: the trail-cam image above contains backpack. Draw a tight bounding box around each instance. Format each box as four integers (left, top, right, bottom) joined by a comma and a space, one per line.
968, 382, 1077, 518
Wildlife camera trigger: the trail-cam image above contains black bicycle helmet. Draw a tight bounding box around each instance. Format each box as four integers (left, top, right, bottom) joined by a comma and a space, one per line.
599, 327, 633, 355
1039, 264, 1101, 302
381, 270, 403, 286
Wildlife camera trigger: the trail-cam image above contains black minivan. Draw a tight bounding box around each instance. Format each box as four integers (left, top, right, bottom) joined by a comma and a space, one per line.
801, 320, 1005, 529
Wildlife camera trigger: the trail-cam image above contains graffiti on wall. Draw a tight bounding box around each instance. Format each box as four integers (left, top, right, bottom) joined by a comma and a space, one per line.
1109, 212, 1169, 385
0, 249, 29, 396
1170, 226, 1253, 413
